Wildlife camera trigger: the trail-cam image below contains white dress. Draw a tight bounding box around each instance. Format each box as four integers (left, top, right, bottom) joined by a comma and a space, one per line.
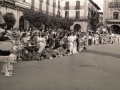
37, 37, 46, 53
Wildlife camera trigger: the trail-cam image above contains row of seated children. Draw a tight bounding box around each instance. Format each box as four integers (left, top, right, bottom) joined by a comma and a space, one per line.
21, 44, 70, 61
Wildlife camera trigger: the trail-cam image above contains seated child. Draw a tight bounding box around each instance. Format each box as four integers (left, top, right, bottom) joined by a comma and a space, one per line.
57, 46, 66, 57
41, 46, 53, 59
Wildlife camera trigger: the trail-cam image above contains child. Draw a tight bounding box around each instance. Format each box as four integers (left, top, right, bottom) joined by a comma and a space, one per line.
57, 46, 66, 57
41, 46, 53, 59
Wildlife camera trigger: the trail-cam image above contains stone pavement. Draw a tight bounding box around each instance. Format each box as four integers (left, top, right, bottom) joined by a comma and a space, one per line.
0, 44, 120, 90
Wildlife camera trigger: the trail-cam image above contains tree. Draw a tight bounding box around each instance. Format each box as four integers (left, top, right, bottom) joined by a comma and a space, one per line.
23, 10, 49, 29
3, 13, 16, 30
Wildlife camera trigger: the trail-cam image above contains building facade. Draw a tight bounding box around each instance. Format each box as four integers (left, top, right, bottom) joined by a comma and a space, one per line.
31, 0, 61, 17
0, 0, 100, 31
0, 0, 32, 28
60, 0, 100, 32
0, 0, 61, 29
99, 12, 103, 25
103, 0, 120, 34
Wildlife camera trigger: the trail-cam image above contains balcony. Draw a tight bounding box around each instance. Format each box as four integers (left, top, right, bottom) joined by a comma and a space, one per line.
3, 0, 15, 4
109, 2, 120, 8
68, 16, 88, 21
15, 0, 31, 9
53, 3, 56, 7
58, 5, 61, 9
64, 6, 69, 10
107, 19, 120, 24
40, 0, 43, 3
75, 6, 80, 10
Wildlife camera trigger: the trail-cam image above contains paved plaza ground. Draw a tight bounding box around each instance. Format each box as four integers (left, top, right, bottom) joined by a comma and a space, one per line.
0, 44, 120, 90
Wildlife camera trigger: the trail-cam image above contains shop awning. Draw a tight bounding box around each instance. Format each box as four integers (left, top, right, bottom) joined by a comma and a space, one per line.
107, 19, 120, 23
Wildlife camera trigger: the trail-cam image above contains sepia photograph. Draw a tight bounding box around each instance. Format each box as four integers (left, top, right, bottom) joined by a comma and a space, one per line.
0, 0, 120, 90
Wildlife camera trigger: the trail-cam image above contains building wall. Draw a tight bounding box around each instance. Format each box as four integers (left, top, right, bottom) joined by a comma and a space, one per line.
0, 0, 32, 28
70, 21, 88, 32
0, 5, 23, 28
60, 0, 100, 32
103, 0, 120, 25
32, 0, 60, 16
60, 0, 86, 18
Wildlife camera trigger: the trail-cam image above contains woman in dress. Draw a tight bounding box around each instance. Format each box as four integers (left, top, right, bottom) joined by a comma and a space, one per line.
67, 32, 74, 55
37, 33, 46, 54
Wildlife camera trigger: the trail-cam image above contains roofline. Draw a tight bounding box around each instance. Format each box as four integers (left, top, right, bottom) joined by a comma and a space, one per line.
89, 0, 101, 10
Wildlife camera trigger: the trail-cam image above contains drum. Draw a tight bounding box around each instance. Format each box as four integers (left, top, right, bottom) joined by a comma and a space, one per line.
0, 41, 13, 56
0, 41, 15, 63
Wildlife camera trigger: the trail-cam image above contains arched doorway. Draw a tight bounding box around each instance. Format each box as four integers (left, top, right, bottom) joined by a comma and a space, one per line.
19, 16, 29, 30
19, 16, 24, 30
74, 24, 81, 32
110, 25, 120, 34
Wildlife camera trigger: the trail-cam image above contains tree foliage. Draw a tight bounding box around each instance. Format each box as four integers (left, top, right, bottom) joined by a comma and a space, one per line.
23, 10, 74, 30
3, 13, 16, 30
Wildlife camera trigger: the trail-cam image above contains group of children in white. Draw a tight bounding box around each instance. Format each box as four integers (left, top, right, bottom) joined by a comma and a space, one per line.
0, 24, 119, 77
88, 32, 120, 45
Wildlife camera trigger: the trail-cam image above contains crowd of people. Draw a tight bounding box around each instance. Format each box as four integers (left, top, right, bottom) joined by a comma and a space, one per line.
0, 24, 87, 76
0, 23, 120, 77
88, 29, 120, 45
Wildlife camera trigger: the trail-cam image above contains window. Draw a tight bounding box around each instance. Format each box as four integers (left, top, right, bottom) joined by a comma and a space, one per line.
65, 1, 69, 9
76, 11, 80, 19
22, 0, 26, 2
39, 0, 43, 2
46, 0, 49, 5
31, 0, 35, 10
46, 5, 49, 14
113, 12, 119, 19
65, 11, 69, 19
58, 1, 61, 9
58, 10, 60, 16
58, 0, 60, 6
76, 1, 80, 9
53, 5, 55, 16
53, 0, 56, 7
39, 0, 42, 10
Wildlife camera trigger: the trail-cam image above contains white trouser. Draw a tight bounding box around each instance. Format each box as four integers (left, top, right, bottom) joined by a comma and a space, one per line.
69, 42, 74, 54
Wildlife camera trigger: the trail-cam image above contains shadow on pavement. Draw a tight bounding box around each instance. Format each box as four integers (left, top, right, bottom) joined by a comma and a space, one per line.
85, 50, 120, 59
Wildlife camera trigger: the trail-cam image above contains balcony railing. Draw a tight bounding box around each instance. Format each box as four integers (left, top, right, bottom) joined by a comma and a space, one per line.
3, 0, 15, 4
75, 6, 80, 10
64, 6, 69, 10
39, 0, 43, 3
66, 16, 88, 21
106, 19, 120, 23
15, 0, 31, 9
53, 3, 56, 7
109, 2, 120, 8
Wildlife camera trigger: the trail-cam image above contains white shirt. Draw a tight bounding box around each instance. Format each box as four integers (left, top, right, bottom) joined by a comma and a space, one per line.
68, 36, 74, 43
